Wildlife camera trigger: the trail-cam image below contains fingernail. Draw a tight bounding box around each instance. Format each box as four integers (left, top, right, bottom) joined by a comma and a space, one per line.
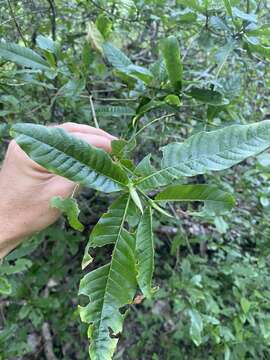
110, 135, 118, 141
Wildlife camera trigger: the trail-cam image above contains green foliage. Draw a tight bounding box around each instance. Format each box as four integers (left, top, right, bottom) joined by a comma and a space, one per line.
160, 35, 183, 91
51, 196, 84, 231
10, 123, 128, 193
136, 207, 154, 299
0, 42, 50, 70
0, 277, 11, 295
1, 0, 270, 359
155, 184, 235, 214
161, 121, 270, 176
79, 229, 137, 360
88, 195, 131, 248
10, 117, 270, 359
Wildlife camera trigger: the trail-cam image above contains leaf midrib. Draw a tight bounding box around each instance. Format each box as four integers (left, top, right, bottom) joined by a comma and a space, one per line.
155, 197, 232, 204
16, 132, 128, 187
95, 195, 131, 348
136, 128, 268, 186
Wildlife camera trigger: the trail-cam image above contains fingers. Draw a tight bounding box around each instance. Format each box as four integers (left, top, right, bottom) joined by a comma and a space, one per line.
71, 132, 113, 152
56, 122, 117, 141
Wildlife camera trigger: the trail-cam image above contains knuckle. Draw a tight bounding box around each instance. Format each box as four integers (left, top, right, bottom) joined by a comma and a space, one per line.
62, 122, 75, 127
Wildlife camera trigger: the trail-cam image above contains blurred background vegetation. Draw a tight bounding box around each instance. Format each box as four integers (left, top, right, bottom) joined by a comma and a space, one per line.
0, 0, 270, 359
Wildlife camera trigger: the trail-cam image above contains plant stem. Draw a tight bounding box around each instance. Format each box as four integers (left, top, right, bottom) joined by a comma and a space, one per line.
133, 113, 174, 139
7, 0, 27, 46
47, 0, 57, 41
168, 203, 194, 255
89, 95, 100, 128
247, 0, 250, 13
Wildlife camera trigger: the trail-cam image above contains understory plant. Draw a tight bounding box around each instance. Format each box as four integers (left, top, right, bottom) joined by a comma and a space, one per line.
8, 117, 270, 360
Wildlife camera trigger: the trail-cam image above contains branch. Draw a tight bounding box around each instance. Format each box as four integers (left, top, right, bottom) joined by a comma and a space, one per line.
7, 0, 27, 46
87, 0, 139, 22
41, 280, 58, 360
47, 0, 57, 40
89, 95, 100, 129
42, 323, 58, 360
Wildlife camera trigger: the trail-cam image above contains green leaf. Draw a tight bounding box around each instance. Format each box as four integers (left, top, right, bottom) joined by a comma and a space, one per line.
103, 42, 152, 84
79, 229, 137, 360
0, 259, 32, 275
59, 78, 85, 98
244, 36, 270, 59
232, 7, 257, 23
0, 42, 50, 70
149, 199, 173, 218
117, 0, 137, 17
246, 24, 270, 36
160, 36, 183, 91
88, 195, 131, 248
129, 185, 143, 214
223, 0, 233, 18
172, 9, 198, 23
188, 87, 228, 105
88, 105, 135, 118
6, 235, 43, 261
240, 297, 251, 314
10, 123, 129, 193
214, 216, 229, 234
135, 154, 174, 191
96, 14, 112, 40
215, 41, 235, 76
87, 22, 104, 54
257, 152, 270, 167
210, 16, 230, 31
111, 139, 128, 158
111, 139, 136, 161
51, 196, 84, 231
126, 64, 153, 84
260, 196, 269, 207
0, 277, 12, 295
0, 124, 9, 139
188, 309, 203, 346
36, 35, 56, 53
165, 94, 181, 107
155, 184, 235, 214
137, 121, 270, 187
149, 59, 167, 85
103, 42, 132, 71
136, 207, 154, 298
176, 0, 203, 12
19, 305, 32, 320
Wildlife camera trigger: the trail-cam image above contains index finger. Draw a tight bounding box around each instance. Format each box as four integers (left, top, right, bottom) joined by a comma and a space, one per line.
56, 122, 117, 141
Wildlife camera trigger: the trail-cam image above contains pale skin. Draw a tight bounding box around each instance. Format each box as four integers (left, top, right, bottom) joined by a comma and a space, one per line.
0, 122, 116, 259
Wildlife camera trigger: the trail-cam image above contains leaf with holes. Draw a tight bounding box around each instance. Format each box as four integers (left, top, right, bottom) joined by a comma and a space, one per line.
88, 195, 131, 248
0, 277, 12, 295
79, 229, 137, 360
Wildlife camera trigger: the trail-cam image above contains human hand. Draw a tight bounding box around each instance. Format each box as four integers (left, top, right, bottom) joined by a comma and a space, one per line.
0, 122, 116, 259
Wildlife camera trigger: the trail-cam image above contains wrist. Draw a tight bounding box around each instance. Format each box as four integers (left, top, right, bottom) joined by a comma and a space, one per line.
0, 173, 28, 258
